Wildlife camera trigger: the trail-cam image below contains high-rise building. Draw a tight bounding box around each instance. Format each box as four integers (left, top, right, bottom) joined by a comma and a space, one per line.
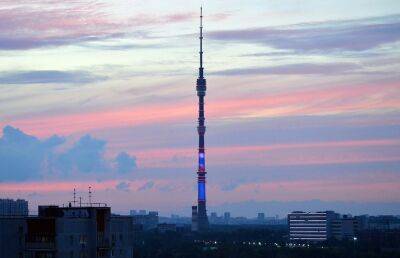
191, 206, 198, 231
224, 212, 231, 222
0, 199, 28, 216
192, 7, 209, 232
209, 212, 217, 224
288, 211, 339, 242
257, 213, 265, 221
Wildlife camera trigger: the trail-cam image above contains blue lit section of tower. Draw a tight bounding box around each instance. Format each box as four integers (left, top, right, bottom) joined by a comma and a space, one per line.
195, 7, 209, 231
198, 152, 206, 201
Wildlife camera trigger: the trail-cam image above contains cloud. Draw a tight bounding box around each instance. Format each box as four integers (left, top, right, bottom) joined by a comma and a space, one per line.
81, 43, 164, 51
212, 62, 360, 76
158, 184, 176, 193
221, 182, 242, 192
0, 125, 137, 181
0, 1, 122, 50
115, 181, 130, 192
210, 200, 400, 217
0, 70, 107, 84
115, 152, 137, 174
7, 81, 400, 138
0, 34, 124, 51
208, 14, 400, 52
241, 51, 294, 57
55, 135, 108, 174
0, 1, 196, 50
0, 125, 64, 181
138, 181, 154, 191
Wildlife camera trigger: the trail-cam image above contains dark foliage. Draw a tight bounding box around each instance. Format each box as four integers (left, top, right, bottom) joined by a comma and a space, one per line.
132, 226, 400, 258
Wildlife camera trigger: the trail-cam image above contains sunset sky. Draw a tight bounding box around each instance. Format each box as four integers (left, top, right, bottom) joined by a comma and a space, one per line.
0, 0, 400, 216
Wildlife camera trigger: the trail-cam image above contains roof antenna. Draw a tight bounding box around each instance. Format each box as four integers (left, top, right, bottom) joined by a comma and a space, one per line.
88, 186, 92, 207
73, 188, 76, 207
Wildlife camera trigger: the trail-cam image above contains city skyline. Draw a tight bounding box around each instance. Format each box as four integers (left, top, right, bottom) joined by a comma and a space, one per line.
1, 0, 400, 217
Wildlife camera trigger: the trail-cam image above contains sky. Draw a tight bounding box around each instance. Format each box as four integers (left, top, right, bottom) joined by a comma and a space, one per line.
0, 0, 400, 217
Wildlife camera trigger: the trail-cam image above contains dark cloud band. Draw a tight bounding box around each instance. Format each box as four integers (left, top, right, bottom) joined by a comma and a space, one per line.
0, 70, 107, 84
208, 15, 400, 52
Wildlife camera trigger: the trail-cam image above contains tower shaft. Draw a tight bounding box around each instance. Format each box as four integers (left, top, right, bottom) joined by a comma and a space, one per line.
194, 7, 209, 231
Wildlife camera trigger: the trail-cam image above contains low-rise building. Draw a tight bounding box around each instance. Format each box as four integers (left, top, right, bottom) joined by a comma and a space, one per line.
132, 210, 159, 231
368, 215, 400, 230
331, 215, 359, 240
158, 223, 177, 233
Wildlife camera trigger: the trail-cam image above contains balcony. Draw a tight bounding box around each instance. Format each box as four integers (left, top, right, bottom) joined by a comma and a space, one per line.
25, 234, 56, 251
97, 239, 110, 249
25, 241, 56, 250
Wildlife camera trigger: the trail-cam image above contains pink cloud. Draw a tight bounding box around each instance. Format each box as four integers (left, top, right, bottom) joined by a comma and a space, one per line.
1, 177, 399, 209
0, 179, 193, 212
0, 179, 167, 193
3, 101, 195, 137
0, 1, 196, 50
3, 81, 399, 137
132, 139, 400, 168
0, 2, 117, 37
213, 180, 400, 203
0, 180, 118, 193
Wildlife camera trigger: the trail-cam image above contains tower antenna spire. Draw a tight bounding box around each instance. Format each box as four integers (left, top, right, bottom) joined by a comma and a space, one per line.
199, 6, 204, 78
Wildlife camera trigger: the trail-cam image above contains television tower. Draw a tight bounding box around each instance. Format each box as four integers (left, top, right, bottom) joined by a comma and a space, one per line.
192, 7, 209, 232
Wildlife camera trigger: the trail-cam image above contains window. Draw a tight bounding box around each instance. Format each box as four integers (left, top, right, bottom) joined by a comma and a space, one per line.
70, 235, 74, 246
80, 235, 87, 244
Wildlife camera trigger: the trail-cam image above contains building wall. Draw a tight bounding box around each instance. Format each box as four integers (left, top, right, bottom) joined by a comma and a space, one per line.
0, 217, 26, 258
56, 218, 94, 258
25, 217, 56, 258
110, 216, 134, 258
